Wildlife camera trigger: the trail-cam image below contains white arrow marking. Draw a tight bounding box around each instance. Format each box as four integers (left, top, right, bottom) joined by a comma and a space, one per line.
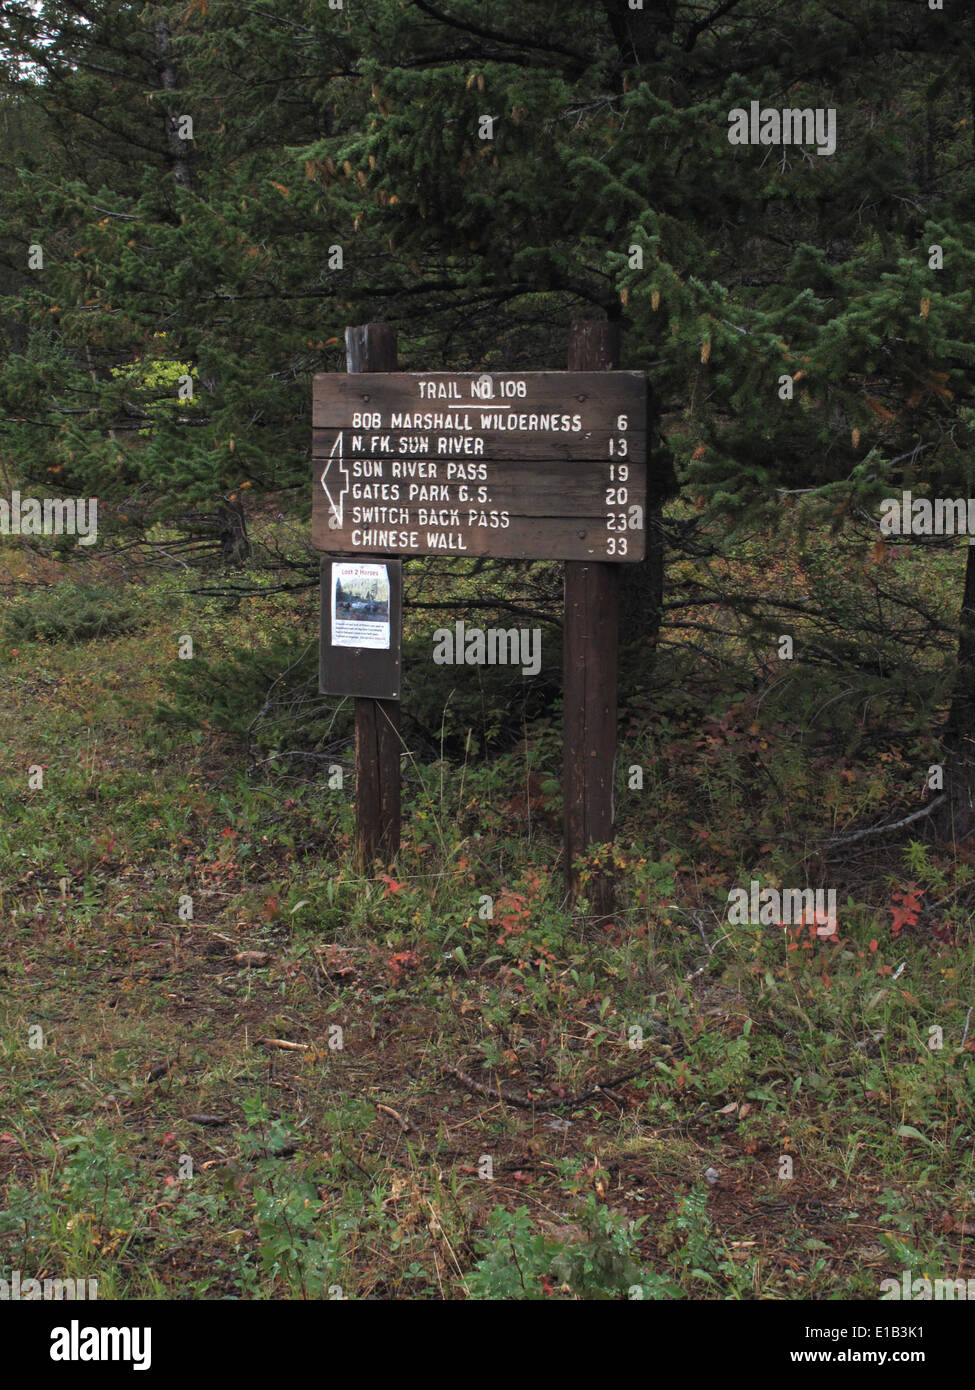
320, 431, 349, 529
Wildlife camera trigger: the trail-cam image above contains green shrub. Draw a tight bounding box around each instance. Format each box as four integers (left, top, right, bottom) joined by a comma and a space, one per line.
4, 583, 146, 644
466, 1198, 645, 1300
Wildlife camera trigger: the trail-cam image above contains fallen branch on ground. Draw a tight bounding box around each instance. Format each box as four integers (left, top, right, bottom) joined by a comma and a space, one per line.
441, 1056, 665, 1112
824, 795, 946, 848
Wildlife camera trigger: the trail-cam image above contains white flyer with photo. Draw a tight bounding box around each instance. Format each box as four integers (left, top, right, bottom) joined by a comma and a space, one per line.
331, 562, 390, 649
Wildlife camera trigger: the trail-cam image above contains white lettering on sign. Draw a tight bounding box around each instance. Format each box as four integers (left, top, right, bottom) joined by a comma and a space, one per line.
419, 380, 463, 398
479, 413, 582, 431
352, 529, 419, 548
417, 379, 528, 399
425, 533, 468, 550
391, 460, 438, 478
390, 412, 473, 430
436, 437, 484, 454
409, 485, 450, 502
352, 507, 410, 525
314, 371, 647, 560
351, 483, 399, 500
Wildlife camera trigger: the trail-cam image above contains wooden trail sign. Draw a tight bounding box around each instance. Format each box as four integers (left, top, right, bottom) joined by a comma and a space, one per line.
316, 322, 649, 916
312, 371, 647, 561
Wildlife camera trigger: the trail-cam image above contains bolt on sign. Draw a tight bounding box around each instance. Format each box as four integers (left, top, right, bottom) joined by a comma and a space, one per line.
312, 372, 647, 560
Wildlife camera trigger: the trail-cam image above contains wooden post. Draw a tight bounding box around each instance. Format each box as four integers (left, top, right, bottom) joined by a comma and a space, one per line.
564, 321, 621, 919
345, 323, 402, 867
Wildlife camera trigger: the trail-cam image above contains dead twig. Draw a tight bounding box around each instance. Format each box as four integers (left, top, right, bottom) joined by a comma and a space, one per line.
824, 795, 946, 848
441, 1056, 662, 1112
375, 1103, 413, 1133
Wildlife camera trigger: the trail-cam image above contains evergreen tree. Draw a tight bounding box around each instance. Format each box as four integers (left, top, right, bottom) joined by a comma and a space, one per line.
1, 0, 974, 824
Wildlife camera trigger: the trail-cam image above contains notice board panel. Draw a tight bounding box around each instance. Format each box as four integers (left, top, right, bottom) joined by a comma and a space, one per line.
319, 557, 402, 699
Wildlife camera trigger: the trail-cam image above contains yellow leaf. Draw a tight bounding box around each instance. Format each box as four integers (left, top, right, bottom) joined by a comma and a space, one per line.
701, 339, 711, 364
920, 297, 931, 318
620, 287, 629, 306
851, 427, 860, 448
270, 181, 289, 197
651, 290, 660, 311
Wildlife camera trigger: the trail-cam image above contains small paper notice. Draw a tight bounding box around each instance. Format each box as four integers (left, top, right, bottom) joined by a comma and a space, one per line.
331, 562, 390, 649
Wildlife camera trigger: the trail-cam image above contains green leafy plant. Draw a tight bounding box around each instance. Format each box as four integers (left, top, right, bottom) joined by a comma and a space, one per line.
466, 1198, 644, 1300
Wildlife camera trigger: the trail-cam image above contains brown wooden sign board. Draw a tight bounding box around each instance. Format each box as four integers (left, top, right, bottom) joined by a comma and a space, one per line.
312, 371, 647, 561
319, 557, 402, 699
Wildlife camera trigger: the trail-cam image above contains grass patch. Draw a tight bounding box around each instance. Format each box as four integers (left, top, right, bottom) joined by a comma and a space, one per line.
0, 527, 973, 1299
